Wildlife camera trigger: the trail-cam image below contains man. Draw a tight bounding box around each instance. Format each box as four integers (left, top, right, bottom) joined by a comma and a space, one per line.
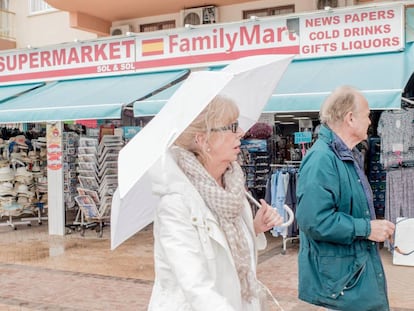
296, 86, 395, 311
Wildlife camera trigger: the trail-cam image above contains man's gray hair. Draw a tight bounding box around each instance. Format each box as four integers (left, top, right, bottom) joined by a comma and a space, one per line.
319, 85, 363, 125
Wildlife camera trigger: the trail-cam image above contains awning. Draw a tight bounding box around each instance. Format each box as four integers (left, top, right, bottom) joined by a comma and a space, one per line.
268, 42, 414, 112
134, 43, 414, 116
133, 81, 184, 116
0, 82, 44, 103
0, 70, 188, 123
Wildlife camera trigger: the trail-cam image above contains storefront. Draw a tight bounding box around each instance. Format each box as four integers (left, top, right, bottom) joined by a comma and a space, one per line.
0, 1, 413, 236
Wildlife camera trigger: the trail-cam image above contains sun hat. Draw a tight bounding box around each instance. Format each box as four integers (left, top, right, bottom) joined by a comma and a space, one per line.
0, 167, 14, 182
0, 182, 16, 196
15, 166, 33, 177
15, 183, 35, 197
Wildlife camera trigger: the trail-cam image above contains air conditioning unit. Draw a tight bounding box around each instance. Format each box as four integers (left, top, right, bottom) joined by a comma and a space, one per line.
110, 24, 132, 36
181, 6, 218, 27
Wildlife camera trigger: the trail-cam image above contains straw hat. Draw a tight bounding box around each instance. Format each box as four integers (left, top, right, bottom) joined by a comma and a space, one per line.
36, 137, 47, 148
15, 183, 35, 198
0, 182, 16, 196
31, 161, 41, 173
14, 167, 33, 184
28, 151, 39, 160
0, 167, 14, 182
15, 166, 33, 178
14, 135, 29, 149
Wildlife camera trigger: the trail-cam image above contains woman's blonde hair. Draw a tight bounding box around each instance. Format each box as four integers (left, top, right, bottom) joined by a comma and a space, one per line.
174, 95, 239, 158
319, 85, 363, 126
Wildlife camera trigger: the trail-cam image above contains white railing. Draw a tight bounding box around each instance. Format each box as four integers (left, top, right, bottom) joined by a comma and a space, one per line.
29, 0, 56, 14
0, 9, 15, 40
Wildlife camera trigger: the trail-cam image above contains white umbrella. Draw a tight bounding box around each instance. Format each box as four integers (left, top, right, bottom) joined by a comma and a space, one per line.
111, 54, 294, 250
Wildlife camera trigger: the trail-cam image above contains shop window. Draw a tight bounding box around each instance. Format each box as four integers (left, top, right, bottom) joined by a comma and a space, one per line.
28, 0, 56, 14
243, 5, 295, 19
317, 0, 338, 9
140, 20, 176, 33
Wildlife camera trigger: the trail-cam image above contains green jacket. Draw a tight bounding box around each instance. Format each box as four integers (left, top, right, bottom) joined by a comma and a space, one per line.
296, 125, 389, 311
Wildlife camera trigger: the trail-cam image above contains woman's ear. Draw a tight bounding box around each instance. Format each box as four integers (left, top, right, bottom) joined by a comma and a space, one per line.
195, 133, 207, 147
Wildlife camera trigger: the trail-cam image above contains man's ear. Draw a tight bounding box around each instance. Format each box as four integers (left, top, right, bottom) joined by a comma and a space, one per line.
345, 111, 354, 127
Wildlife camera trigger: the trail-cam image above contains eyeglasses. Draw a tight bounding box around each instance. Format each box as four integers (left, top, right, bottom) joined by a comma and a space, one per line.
211, 121, 239, 133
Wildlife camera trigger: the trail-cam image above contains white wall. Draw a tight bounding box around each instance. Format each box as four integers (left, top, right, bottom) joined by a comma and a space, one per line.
10, 0, 96, 49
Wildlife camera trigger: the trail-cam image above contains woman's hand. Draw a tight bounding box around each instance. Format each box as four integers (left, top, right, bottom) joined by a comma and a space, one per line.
253, 199, 284, 235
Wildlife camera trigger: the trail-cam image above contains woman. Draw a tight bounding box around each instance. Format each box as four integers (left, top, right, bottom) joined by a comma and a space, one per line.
148, 95, 283, 310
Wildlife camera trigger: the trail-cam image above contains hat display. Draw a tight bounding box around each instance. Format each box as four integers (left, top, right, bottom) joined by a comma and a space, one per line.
28, 151, 39, 160
0, 146, 48, 223
13, 135, 29, 149
37, 177, 48, 193
15, 183, 35, 198
0, 182, 16, 196
0, 201, 23, 217
14, 166, 33, 184
0, 167, 14, 182
15, 166, 33, 177
35, 137, 47, 149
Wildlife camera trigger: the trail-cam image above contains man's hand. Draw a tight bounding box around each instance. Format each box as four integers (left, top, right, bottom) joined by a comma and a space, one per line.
368, 219, 395, 242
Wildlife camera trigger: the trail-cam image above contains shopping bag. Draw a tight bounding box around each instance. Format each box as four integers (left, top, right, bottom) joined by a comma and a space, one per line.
392, 217, 414, 266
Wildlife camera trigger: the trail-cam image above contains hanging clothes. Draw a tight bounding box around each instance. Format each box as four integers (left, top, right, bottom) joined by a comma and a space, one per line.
265, 165, 299, 238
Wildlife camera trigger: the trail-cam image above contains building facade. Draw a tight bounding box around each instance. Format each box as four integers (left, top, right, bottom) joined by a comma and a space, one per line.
0, 0, 398, 51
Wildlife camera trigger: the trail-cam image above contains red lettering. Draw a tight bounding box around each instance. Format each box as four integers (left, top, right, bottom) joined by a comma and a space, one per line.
305, 16, 340, 27
94, 43, 108, 61
121, 40, 135, 58
67, 47, 80, 64
344, 9, 396, 23
40, 51, 51, 67
80, 46, 93, 62
109, 42, 121, 59
168, 35, 178, 53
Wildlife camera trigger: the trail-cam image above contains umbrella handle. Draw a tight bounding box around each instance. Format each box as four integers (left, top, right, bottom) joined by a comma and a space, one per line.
245, 191, 294, 228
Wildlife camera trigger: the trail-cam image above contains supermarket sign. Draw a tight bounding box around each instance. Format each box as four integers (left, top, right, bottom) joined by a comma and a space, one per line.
0, 3, 404, 84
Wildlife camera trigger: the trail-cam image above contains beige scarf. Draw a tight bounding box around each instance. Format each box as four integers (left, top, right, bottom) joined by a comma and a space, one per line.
172, 146, 257, 302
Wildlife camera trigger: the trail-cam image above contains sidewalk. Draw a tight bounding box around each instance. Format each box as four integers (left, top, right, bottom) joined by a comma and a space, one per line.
0, 221, 413, 311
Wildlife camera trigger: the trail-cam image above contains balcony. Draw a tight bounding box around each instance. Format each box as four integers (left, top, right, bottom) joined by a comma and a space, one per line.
0, 9, 16, 50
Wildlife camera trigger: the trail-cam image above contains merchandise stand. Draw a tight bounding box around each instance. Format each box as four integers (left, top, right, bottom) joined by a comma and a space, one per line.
72, 134, 123, 237
0, 135, 48, 230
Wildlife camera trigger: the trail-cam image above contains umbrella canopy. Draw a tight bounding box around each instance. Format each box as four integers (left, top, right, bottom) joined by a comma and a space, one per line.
111, 54, 294, 250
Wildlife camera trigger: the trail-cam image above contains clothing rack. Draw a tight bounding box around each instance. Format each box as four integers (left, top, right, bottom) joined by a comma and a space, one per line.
270, 160, 301, 167
267, 162, 300, 254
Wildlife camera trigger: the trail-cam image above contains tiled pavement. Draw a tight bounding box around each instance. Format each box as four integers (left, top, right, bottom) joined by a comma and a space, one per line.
0, 221, 413, 311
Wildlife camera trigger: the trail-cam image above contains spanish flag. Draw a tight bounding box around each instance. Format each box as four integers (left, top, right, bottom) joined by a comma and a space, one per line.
141, 38, 164, 56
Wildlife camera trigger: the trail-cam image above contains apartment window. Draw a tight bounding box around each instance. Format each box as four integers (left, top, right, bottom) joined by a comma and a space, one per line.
243, 5, 294, 19
140, 20, 176, 33
29, 0, 56, 14
317, 0, 338, 9
0, 0, 9, 10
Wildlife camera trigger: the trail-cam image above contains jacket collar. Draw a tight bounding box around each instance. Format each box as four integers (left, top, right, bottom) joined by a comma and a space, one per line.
318, 124, 360, 163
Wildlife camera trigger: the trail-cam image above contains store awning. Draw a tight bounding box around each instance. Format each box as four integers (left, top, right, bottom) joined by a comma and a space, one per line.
133, 81, 184, 116
0, 82, 44, 103
0, 70, 188, 123
267, 42, 414, 112
134, 43, 414, 116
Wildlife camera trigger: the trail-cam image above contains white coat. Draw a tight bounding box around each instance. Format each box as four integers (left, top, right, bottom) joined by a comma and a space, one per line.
147, 150, 267, 311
